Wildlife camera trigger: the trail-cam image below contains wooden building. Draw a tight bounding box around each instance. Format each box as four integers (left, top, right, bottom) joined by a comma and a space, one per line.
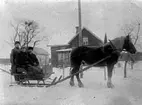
56, 48, 72, 67
50, 27, 103, 67
50, 44, 69, 67
68, 27, 103, 48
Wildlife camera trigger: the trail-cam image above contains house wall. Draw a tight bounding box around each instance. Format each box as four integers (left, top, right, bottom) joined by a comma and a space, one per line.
51, 45, 68, 67
69, 35, 79, 48
69, 29, 103, 48
57, 51, 71, 67
84, 30, 103, 47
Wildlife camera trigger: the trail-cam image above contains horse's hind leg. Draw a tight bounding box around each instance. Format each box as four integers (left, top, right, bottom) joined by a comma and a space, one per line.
72, 66, 84, 88
107, 64, 114, 88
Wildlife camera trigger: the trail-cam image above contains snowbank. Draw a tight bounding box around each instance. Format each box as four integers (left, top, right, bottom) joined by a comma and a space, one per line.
0, 62, 142, 105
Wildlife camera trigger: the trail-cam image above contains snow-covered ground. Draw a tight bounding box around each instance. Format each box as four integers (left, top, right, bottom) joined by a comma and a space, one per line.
0, 62, 142, 105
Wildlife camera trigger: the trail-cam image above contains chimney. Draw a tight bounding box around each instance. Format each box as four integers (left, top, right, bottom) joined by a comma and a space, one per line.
75, 26, 79, 34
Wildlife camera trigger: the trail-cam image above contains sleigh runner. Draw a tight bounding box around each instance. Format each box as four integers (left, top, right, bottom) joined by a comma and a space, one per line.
11, 72, 54, 86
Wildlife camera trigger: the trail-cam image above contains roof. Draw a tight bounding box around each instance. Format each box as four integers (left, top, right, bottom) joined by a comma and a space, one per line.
56, 48, 72, 52
47, 44, 69, 47
33, 47, 49, 56
68, 27, 103, 44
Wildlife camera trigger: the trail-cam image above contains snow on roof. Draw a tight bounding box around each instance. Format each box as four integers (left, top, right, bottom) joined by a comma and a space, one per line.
47, 44, 69, 47
56, 48, 72, 52
33, 47, 49, 56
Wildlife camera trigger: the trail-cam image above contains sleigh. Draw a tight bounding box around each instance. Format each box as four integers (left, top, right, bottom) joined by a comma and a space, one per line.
11, 65, 55, 87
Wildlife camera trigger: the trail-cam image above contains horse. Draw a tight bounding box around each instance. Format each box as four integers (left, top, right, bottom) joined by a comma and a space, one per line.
69, 35, 137, 88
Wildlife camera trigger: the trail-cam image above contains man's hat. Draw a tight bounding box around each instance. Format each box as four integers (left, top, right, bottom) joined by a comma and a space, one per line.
28, 46, 33, 50
14, 41, 20, 45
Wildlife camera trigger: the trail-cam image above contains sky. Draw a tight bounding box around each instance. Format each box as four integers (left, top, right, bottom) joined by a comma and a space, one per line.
0, 0, 142, 58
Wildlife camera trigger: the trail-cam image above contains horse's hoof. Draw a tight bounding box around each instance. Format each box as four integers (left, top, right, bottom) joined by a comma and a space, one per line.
107, 82, 114, 88
70, 81, 75, 86
78, 82, 84, 88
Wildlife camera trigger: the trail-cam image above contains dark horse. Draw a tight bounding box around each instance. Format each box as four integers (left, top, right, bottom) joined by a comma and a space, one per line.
70, 35, 137, 88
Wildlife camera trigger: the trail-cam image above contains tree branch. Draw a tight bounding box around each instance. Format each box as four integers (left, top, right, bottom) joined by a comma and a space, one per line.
10, 22, 21, 42
4, 40, 13, 47
33, 40, 40, 48
9, 20, 43, 48
134, 23, 140, 45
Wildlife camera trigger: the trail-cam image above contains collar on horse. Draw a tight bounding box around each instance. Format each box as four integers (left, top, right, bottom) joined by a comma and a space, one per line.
109, 36, 125, 52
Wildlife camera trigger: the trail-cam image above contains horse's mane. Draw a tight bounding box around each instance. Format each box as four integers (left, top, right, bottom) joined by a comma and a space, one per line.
107, 36, 125, 50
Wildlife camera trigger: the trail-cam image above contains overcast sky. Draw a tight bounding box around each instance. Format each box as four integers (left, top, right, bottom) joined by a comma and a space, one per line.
0, 0, 142, 58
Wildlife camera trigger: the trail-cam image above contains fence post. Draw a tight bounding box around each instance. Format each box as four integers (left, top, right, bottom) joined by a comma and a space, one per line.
104, 67, 107, 80
63, 64, 65, 78
124, 61, 128, 78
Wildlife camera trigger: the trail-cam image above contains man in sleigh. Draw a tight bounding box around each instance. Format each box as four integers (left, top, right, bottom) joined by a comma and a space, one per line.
10, 44, 43, 84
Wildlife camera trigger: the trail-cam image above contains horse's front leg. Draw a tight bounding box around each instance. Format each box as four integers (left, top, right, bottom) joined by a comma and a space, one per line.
107, 64, 114, 88
69, 68, 75, 86
75, 66, 84, 87
70, 75, 75, 86
76, 71, 84, 88
70, 66, 84, 87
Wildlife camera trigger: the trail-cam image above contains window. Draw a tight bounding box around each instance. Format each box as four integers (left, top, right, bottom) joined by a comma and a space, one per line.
58, 53, 62, 61
83, 37, 88, 45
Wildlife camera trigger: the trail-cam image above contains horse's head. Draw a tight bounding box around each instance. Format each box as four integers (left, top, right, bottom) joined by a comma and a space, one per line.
123, 35, 137, 54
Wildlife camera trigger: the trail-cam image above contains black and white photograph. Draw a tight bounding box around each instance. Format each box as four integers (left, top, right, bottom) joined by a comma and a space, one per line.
0, 0, 142, 105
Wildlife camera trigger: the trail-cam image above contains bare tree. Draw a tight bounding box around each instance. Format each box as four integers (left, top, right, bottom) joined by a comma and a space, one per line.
121, 20, 141, 77
9, 20, 47, 48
